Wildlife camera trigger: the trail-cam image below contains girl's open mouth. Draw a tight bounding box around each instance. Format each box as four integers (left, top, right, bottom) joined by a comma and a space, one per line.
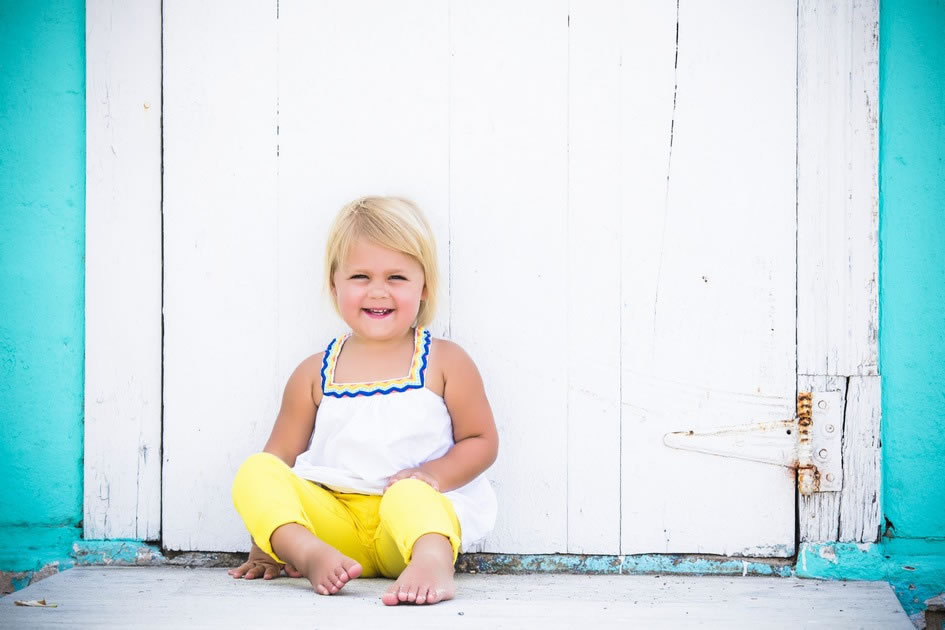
363, 308, 393, 318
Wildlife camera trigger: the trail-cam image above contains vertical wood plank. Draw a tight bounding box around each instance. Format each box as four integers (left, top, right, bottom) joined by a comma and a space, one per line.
797, 0, 880, 377
566, 0, 622, 554
162, 0, 278, 551
620, 0, 797, 556
450, 0, 569, 553
797, 0, 881, 544
617, 0, 677, 554
85, 0, 162, 540
839, 375, 881, 542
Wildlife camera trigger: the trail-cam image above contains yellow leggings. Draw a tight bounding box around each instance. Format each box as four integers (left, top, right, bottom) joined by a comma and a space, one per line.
232, 452, 462, 578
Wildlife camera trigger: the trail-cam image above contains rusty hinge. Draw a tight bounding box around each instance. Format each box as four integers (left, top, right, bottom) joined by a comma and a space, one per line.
662, 391, 842, 495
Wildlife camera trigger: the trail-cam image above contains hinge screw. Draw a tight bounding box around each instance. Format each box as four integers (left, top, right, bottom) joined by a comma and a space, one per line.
825, 424, 835, 433
826, 473, 835, 482
818, 400, 828, 410
818, 448, 829, 459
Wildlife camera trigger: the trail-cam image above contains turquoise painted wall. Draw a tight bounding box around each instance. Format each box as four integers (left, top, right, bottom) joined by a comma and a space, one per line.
879, 0, 945, 542
874, 0, 945, 614
0, 0, 85, 572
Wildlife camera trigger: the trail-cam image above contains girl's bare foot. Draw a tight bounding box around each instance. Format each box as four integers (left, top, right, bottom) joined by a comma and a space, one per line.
382, 533, 455, 606
296, 539, 363, 595
270, 523, 362, 595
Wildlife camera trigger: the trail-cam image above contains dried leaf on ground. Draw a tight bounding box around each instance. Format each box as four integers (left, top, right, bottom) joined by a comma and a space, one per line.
14, 598, 58, 608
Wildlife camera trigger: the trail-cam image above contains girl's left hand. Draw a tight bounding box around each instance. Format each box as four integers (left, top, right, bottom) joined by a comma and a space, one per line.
385, 467, 440, 492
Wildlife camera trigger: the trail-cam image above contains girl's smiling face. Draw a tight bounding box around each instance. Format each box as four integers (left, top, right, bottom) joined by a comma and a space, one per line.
331, 239, 427, 341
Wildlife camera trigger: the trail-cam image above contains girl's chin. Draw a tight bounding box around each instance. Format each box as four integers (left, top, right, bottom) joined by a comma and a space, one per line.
348, 316, 414, 337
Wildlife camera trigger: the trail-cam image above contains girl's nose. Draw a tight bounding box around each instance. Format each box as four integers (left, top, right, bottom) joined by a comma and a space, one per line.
367, 283, 388, 298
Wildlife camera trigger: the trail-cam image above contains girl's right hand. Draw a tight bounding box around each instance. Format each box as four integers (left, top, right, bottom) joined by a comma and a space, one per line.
227, 541, 302, 580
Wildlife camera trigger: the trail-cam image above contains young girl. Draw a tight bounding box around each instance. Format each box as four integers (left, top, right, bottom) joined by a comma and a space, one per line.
227, 196, 498, 606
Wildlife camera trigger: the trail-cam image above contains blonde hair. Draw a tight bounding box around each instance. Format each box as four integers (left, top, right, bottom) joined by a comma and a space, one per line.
324, 196, 439, 328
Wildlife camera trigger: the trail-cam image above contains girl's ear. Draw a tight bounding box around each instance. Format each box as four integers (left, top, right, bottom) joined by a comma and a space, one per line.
421, 284, 428, 300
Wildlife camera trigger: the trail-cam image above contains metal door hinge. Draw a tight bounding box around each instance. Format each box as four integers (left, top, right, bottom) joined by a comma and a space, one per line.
662, 391, 842, 495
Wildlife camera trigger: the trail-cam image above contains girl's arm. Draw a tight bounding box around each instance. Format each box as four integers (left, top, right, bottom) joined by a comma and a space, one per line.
389, 341, 498, 493
263, 353, 322, 467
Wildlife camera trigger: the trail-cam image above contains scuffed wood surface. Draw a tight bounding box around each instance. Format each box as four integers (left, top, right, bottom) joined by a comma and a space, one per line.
0, 568, 913, 629
798, 376, 881, 543
84, 0, 162, 540
797, 0, 880, 377
838, 376, 881, 542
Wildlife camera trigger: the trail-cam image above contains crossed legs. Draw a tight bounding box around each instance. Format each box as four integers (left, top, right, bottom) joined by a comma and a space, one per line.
232, 453, 461, 604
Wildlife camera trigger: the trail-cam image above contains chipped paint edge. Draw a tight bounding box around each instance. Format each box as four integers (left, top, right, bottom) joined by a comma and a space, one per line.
456, 554, 794, 577
71, 540, 166, 566
0, 562, 66, 595
798, 542, 945, 617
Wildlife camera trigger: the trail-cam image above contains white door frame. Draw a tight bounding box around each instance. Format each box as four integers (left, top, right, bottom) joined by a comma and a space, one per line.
84, 0, 879, 548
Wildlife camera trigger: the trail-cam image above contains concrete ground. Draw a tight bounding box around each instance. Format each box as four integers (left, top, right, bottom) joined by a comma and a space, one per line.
0, 566, 913, 629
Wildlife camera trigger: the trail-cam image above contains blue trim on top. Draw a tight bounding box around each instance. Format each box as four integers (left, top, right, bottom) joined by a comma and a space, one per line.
321, 328, 432, 398
319, 337, 338, 394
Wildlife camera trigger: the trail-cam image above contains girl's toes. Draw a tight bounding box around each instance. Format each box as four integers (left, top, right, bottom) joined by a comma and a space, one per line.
344, 561, 363, 580
316, 583, 329, 596
406, 586, 418, 603
398, 586, 409, 602
415, 586, 429, 604
382, 587, 400, 606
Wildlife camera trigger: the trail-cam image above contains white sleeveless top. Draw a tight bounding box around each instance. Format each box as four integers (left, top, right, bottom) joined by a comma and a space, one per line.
292, 327, 497, 550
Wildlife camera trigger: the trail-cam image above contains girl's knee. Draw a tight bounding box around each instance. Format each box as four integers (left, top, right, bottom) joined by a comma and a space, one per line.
232, 452, 289, 503
379, 478, 437, 512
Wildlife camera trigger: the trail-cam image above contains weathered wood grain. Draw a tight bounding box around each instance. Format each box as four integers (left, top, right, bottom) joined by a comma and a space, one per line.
839, 375, 881, 542
84, 0, 162, 540
797, 0, 880, 377
162, 0, 279, 551
620, 0, 797, 556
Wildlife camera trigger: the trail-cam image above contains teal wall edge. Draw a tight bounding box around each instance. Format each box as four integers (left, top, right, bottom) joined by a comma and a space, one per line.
0, 0, 86, 587
874, 0, 945, 618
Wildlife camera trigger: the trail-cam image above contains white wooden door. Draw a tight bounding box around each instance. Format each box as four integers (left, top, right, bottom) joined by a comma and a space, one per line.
163, 0, 797, 556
